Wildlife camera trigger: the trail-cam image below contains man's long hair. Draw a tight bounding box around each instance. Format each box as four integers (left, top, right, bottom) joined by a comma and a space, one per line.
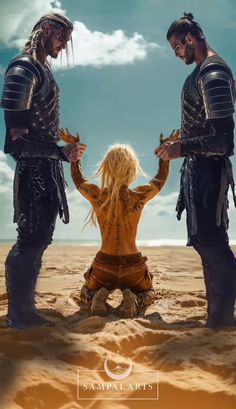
23, 13, 73, 62
88, 144, 146, 226
166, 12, 205, 42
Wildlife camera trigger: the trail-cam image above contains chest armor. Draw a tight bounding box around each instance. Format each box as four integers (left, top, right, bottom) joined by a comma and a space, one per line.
29, 63, 60, 144
181, 66, 206, 138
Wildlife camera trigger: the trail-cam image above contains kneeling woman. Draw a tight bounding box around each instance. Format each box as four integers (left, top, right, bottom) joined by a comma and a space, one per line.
60, 130, 171, 318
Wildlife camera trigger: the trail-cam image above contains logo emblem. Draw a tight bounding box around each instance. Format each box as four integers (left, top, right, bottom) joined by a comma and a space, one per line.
104, 353, 132, 380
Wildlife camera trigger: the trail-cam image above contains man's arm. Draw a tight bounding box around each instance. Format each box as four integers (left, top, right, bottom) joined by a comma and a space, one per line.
4, 110, 68, 160
1, 56, 39, 152
180, 117, 234, 156
1, 57, 40, 112
157, 117, 234, 160
11, 137, 75, 161
5, 126, 85, 163
157, 63, 235, 160
2, 64, 85, 162
181, 64, 235, 156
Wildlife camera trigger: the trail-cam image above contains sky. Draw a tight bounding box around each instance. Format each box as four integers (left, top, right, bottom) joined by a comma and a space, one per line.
0, 0, 236, 243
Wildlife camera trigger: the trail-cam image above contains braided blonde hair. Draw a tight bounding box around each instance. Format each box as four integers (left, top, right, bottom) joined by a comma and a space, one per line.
23, 29, 44, 60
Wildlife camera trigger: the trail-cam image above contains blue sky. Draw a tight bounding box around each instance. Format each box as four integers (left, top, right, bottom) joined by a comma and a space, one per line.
0, 0, 236, 242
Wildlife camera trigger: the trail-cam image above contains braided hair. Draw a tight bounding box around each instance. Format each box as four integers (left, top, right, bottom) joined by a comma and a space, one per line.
23, 13, 73, 63
23, 29, 44, 60
166, 12, 205, 42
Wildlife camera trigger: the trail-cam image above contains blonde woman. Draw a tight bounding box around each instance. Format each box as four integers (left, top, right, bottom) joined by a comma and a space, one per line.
60, 129, 177, 318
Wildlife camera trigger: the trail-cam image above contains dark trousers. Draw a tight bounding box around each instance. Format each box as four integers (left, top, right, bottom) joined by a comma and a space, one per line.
194, 244, 236, 328
5, 190, 59, 317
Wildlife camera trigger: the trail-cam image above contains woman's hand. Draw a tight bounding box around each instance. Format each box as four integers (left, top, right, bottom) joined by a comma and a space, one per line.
59, 127, 81, 144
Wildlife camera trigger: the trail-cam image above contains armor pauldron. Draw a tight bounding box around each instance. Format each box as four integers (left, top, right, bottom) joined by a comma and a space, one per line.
198, 67, 235, 120
0, 58, 40, 111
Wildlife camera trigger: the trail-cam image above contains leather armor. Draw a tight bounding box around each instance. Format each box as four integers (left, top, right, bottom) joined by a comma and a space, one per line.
180, 55, 235, 157
0, 54, 40, 111
0, 53, 69, 223
177, 55, 236, 243
1, 53, 60, 145
181, 55, 235, 138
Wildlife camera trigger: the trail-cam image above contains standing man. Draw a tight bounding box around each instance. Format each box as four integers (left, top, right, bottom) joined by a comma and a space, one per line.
0, 13, 86, 329
157, 12, 236, 328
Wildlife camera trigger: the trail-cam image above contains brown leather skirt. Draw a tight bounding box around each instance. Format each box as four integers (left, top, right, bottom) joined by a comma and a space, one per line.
83, 251, 153, 292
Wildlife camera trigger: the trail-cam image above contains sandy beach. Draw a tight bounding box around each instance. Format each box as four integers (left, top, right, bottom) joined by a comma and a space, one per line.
0, 244, 236, 409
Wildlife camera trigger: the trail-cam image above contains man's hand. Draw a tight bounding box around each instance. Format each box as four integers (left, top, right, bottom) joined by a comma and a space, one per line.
156, 140, 181, 160
10, 128, 29, 141
62, 142, 87, 162
154, 129, 181, 160
155, 129, 181, 151
59, 128, 86, 162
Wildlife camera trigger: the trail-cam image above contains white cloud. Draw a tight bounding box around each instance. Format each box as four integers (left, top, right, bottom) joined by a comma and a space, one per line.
0, 151, 14, 194
0, 0, 64, 48
53, 22, 159, 69
0, 0, 160, 68
66, 188, 87, 208
136, 190, 185, 240
146, 191, 179, 216
147, 189, 236, 219
0, 152, 15, 238
228, 189, 236, 212
54, 186, 99, 240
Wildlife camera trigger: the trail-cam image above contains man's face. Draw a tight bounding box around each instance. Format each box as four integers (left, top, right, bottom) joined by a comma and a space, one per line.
45, 27, 72, 59
169, 35, 195, 65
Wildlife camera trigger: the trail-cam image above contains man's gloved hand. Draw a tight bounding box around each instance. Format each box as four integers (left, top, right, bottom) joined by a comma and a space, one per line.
60, 128, 87, 162
154, 129, 181, 160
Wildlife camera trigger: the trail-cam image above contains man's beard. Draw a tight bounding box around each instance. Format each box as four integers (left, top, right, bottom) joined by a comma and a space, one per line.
44, 36, 59, 59
48, 46, 59, 59
183, 44, 195, 65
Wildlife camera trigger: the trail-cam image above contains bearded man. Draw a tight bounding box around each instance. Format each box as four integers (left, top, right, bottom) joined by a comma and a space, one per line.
0, 13, 86, 329
157, 12, 236, 328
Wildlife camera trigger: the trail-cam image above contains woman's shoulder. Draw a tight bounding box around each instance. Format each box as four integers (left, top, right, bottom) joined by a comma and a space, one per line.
131, 183, 156, 196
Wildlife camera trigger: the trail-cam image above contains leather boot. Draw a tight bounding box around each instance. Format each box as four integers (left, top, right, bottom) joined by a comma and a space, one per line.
195, 244, 236, 329
5, 245, 52, 329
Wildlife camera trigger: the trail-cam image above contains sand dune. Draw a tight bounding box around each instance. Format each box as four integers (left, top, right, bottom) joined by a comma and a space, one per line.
0, 245, 236, 409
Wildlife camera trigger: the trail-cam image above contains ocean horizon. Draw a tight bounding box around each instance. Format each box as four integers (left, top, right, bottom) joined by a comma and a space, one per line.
1, 239, 236, 246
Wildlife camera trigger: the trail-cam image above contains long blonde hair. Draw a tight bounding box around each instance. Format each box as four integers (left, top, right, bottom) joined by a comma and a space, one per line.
88, 144, 146, 225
